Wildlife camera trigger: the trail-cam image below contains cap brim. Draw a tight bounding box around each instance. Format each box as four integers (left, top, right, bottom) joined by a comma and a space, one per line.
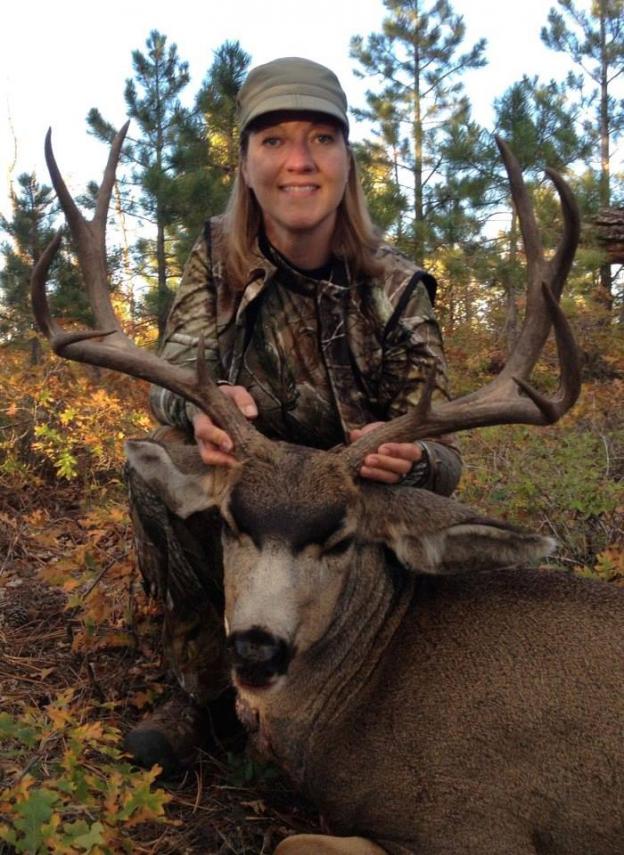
242, 94, 348, 132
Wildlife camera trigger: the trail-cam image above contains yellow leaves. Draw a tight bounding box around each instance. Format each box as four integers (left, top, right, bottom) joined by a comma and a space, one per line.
0, 697, 171, 852
72, 721, 105, 743
0, 349, 153, 484
108, 506, 128, 525
38, 560, 75, 586
47, 705, 74, 731
59, 406, 78, 426
592, 547, 624, 584
126, 685, 165, 711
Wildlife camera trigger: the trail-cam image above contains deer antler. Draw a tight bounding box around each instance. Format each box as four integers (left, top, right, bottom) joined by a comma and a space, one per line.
31, 123, 263, 458
343, 137, 582, 470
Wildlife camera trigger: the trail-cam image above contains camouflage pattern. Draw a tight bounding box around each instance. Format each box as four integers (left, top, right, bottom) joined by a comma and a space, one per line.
150, 216, 456, 462
125, 441, 229, 706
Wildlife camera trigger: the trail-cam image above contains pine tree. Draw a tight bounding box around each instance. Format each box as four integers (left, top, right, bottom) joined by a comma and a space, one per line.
350, 0, 487, 263
168, 41, 251, 266
491, 74, 592, 349
0, 174, 89, 359
88, 30, 191, 337
542, 0, 624, 308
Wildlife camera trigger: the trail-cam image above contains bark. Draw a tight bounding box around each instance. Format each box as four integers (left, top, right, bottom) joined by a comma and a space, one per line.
598, 0, 613, 307
595, 207, 624, 264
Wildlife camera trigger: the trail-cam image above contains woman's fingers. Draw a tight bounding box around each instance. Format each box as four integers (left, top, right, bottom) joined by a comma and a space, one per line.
193, 412, 236, 466
348, 421, 385, 443
360, 442, 423, 484
220, 385, 258, 419
192, 387, 258, 467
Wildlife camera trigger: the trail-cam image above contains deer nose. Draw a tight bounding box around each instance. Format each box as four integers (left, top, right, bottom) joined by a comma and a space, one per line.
227, 628, 293, 688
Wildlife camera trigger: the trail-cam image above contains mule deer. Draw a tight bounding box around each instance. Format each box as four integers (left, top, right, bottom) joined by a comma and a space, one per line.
33, 124, 624, 854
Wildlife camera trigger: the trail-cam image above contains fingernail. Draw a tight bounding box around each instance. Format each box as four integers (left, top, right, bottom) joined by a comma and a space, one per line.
220, 440, 233, 453
243, 404, 257, 417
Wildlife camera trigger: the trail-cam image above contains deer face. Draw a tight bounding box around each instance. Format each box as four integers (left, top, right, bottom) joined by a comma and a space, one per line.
221, 447, 362, 691
126, 440, 361, 691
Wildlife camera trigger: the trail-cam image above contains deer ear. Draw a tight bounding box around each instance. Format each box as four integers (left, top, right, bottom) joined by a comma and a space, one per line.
359, 485, 555, 575
125, 439, 222, 519
392, 520, 556, 575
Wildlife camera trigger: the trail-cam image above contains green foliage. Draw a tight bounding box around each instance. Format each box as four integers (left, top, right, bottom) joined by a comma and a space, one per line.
0, 692, 171, 854
350, 0, 487, 261
542, 0, 624, 305
167, 40, 251, 268
457, 415, 624, 572
224, 752, 281, 788
0, 174, 89, 344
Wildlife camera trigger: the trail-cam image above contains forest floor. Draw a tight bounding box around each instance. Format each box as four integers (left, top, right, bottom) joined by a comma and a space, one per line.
0, 479, 320, 854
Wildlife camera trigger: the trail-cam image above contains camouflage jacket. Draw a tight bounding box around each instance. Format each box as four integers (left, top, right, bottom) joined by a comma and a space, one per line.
150, 217, 461, 494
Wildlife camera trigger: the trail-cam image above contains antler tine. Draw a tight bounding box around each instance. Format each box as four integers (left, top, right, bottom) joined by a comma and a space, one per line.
493, 138, 580, 385
513, 283, 581, 423
31, 230, 64, 339
544, 166, 581, 301
45, 127, 125, 339
495, 135, 544, 284
94, 120, 131, 228
44, 130, 85, 239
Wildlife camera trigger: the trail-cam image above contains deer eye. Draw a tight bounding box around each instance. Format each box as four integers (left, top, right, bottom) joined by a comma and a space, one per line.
323, 535, 354, 557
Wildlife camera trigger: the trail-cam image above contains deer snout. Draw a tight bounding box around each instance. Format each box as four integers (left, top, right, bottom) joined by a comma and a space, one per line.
227, 627, 293, 690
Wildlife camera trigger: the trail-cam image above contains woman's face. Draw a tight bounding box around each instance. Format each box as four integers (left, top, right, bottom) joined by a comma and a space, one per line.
241, 113, 350, 258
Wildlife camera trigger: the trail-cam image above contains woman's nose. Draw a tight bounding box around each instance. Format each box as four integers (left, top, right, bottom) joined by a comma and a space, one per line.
284, 139, 315, 171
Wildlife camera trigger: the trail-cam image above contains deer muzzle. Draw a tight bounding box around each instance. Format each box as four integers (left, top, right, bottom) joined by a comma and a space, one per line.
227, 627, 293, 689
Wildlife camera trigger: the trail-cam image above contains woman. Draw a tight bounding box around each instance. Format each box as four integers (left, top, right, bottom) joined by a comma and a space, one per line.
124, 56, 461, 775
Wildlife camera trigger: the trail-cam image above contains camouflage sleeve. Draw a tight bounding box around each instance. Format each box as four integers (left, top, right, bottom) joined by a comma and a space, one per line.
148, 231, 223, 432
381, 271, 462, 496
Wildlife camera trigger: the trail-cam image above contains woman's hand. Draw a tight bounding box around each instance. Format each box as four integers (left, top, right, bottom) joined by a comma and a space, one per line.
193, 386, 258, 466
348, 422, 423, 484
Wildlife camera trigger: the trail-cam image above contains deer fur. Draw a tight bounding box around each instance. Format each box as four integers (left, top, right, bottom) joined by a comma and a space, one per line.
126, 438, 624, 855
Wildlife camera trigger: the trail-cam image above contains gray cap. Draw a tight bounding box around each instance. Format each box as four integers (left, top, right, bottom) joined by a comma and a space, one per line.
237, 57, 349, 134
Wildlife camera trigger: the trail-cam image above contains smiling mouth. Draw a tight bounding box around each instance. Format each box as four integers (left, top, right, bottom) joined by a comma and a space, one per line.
280, 184, 319, 193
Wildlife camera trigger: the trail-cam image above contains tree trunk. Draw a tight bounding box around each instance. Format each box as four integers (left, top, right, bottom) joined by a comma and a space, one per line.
412, 6, 424, 266
595, 207, 624, 264
504, 209, 520, 355
156, 217, 169, 340
598, 0, 613, 310
29, 335, 42, 367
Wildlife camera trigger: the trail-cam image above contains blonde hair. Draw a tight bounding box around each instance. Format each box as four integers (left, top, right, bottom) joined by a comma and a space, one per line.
222, 141, 383, 287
